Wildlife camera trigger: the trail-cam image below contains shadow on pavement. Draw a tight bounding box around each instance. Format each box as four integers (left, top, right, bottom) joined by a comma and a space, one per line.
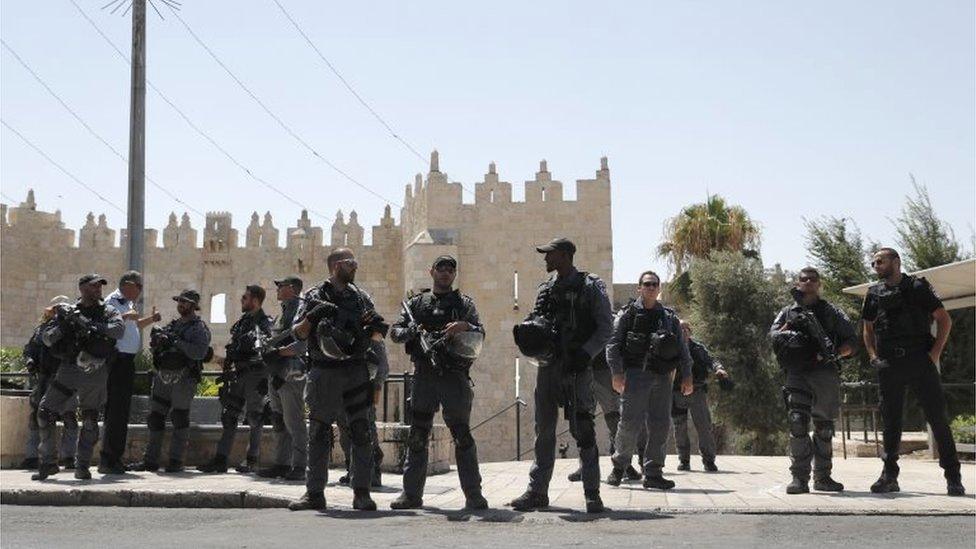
313, 509, 420, 519
427, 508, 526, 523
557, 509, 673, 522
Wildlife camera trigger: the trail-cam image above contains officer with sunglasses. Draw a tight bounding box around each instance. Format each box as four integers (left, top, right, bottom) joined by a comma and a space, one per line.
770, 267, 855, 494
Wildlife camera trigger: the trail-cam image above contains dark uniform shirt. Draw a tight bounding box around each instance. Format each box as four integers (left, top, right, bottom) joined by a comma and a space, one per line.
42, 299, 125, 361
606, 299, 692, 377
531, 267, 613, 363
861, 274, 942, 352
226, 309, 272, 366
390, 289, 484, 370
166, 314, 212, 362
294, 280, 383, 365
673, 338, 721, 391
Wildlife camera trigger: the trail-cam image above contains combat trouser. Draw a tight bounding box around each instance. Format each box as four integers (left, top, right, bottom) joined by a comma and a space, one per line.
401, 368, 482, 499
25, 372, 78, 462
215, 365, 266, 461
269, 375, 308, 470
143, 370, 197, 464
304, 361, 373, 493
784, 366, 839, 481
612, 368, 672, 477
37, 362, 108, 467
527, 365, 599, 495
672, 388, 716, 464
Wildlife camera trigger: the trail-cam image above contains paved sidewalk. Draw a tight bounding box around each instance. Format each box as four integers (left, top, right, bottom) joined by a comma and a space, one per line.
2, 456, 973, 515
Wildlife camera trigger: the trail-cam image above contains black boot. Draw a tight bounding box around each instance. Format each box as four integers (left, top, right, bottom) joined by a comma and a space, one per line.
643, 475, 675, 490
19, 457, 39, 470
813, 475, 844, 492
288, 491, 326, 511
74, 465, 92, 480
98, 460, 127, 475
198, 454, 228, 474
31, 462, 59, 481
129, 460, 160, 472
390, 492, 424, 509
703, 460, 718, 473
509, 490, 549, 511
353, 489, 376, 511
677, 461, 691, 471
59, 457, 75, 470
625, 465, 642, 480
870, 474, 900, 494
567, 467, 582, 482
338, 473, 350, 485
584, 490, 605, 513
786, 476, 809, 494
257, 464, 289, 479
164, 460, 185, 474
947, 478, 965, 497
605, 467, 625, 486
235, 457, 258, 474
284, 467, 306, 481
464, 489, 489, 510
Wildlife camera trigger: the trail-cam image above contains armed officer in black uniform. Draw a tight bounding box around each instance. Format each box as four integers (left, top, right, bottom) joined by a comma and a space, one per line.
33, 274, 124, 481
672, 320, 729, 472
389, 255, 488, 510
199, 285, 272, 474
289, 248, 390, 512
863, 248, 964, 496
131, 290, 212, 473
510, 238, 613, 514
770, 267, 855, 494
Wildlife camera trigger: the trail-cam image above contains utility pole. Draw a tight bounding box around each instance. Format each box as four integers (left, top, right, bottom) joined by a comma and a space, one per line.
126, 0, 146, 299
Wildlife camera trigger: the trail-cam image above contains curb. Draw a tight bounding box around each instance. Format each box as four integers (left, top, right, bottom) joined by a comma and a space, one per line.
0, 489, 291, 508
2, 489, 973, 515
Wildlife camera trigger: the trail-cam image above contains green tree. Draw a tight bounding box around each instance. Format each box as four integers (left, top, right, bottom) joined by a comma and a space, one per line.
803, 216, 873, 382
894, 177, 962, 271
892, 179, 973, 422
657, 194, 761, 304
689, 252, 786, 454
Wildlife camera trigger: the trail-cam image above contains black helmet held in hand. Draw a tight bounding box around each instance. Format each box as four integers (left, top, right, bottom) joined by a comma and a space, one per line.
513, 316, 556, 360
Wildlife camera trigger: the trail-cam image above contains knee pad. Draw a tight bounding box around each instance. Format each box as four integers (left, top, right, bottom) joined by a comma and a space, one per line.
349, 418, 371, 447
788, 410, 810, 438
147, 410, 167, 432
671, 405, 689, 419
448, 423, 475, 451
309, 420, 332, 445
171, 408, 190, 430
813, 420, 834, 441
60, 410, 78, 430
36, 407, 57, 428
220, 410, 239, 431
272, 412, 286, 432
80, 409, 99, 432
575, 413, 597, 450
407, 425, 431, 453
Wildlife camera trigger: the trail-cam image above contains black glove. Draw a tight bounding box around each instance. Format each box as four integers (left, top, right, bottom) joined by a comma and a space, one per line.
306, 301, 338, 324
718, 376, 735, 392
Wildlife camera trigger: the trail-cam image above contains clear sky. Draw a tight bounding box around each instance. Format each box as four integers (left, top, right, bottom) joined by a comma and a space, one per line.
2, 1, 973, 282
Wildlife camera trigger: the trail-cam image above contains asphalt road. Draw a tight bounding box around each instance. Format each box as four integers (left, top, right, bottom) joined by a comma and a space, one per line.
1, 506, 974, 548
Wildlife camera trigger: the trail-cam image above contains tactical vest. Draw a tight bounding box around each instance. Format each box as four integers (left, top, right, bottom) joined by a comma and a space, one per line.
154, 317, 208, 371
869, 275, 934, 352
307, 282, 371, 365
24, 320, 61, 375
621, 302, 681, 373
73, 303, 118, 361
543, 271, 598, 357
226, 310, 272, 365
405, 289, 473, 367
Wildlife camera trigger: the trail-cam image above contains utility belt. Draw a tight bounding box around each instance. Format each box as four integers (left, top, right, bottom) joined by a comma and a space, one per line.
413, 357, 470, 376
624, 359, 676, 375
308, 356, 366, 370
877, 342, 930, 360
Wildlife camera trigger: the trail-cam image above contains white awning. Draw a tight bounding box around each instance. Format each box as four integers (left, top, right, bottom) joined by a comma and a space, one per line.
842, 258, 976, 311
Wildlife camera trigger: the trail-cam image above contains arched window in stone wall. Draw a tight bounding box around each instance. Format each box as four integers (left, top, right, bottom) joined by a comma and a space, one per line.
210, 293, 227, 324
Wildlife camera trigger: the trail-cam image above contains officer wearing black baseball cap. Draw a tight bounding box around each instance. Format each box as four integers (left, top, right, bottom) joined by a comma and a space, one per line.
172, 290, 201, 310
431, 255, 458, 269
78, 274, 108, 287
535, 238, 576, 255
274, 276, 304, 292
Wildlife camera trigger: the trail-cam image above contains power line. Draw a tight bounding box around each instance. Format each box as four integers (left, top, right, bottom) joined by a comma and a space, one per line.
270, 0, 426, 163
1, 118, 126, 214
1, 38, 206, 219
165, 3, 402, 208
68, 0, 333, 220
270, 0, 475, 199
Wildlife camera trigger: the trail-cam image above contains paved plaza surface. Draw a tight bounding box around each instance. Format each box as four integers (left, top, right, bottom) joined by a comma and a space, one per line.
2, 456, 973, 515
1, 506, 974, 549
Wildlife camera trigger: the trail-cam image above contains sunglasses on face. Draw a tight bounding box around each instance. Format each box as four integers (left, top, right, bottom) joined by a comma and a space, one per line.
798, 276, 819, 283
435, 266, 456, 273
641, 281, 660, 288
335, 258, 358, 267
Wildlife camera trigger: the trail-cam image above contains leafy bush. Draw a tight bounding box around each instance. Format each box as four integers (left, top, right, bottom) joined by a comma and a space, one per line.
0, 347, 28, 389
951, 415, 975, 445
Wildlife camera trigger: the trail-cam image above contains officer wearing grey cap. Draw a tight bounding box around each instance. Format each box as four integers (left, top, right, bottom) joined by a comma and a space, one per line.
510, 238, 613, 513
389, 254, 488, 510
32, 274, 125, 481
257, 276, 309, 481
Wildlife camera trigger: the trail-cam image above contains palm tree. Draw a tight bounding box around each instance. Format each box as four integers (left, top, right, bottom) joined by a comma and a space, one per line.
657, 194, 761, 274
